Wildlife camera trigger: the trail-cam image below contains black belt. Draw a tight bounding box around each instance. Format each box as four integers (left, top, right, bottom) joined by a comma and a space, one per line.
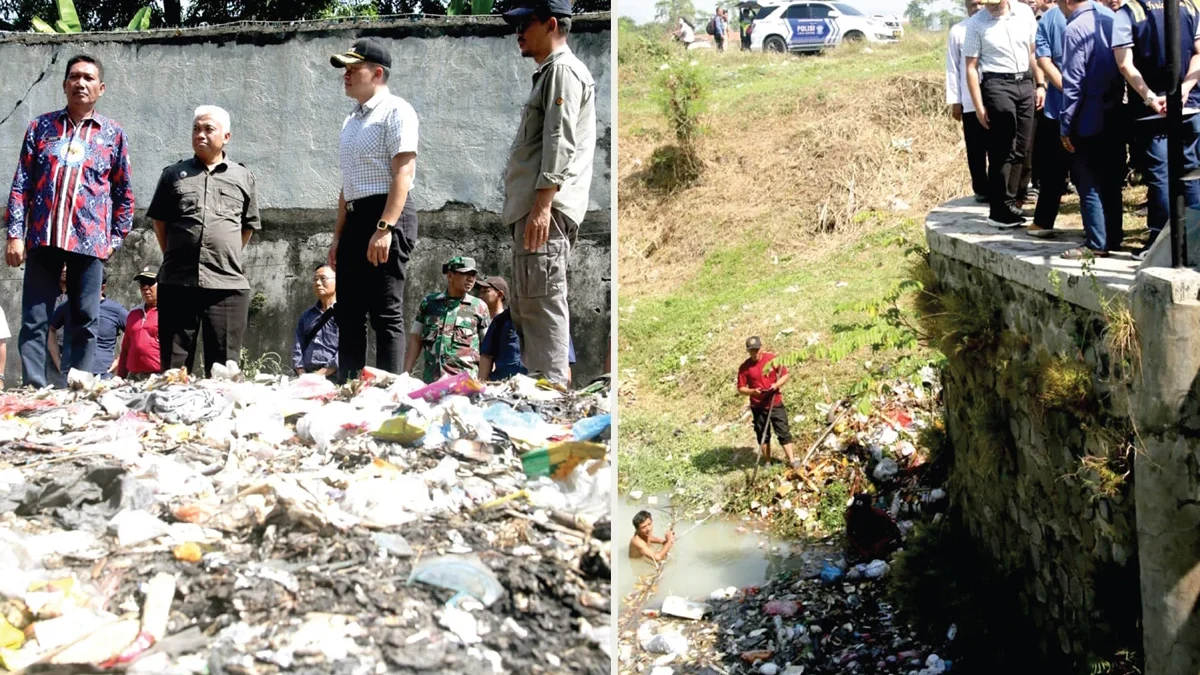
345, 194, 388, 213
982, 71, 1031, 82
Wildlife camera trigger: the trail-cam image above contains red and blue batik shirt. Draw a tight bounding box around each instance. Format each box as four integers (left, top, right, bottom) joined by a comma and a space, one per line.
5, 109, 134, 259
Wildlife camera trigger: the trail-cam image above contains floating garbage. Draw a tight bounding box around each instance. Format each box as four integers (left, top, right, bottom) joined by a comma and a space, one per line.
0, 366, 612, 673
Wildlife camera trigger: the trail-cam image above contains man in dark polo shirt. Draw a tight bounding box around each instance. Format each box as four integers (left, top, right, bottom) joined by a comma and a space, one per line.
147, 105, 260, 377
736, 335, 798, 467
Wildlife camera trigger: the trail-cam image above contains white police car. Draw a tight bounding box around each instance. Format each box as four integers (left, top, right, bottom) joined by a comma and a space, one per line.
748, 1, 902, 53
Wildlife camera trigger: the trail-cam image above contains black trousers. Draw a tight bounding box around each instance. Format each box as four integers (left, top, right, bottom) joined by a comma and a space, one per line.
962, 113, 990, 197
335, 193, 417, 382
752, 405, 793, 445
158, 285, 250, 377
982, 76, 1036, 218
1032, 115, 1070, 228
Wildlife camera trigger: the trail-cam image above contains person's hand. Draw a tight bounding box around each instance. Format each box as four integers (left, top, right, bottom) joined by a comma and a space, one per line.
1035, 86, 1046, 111
1147, 93, 1168, 115
523, 205, 552, 251
5, 239, 24, 268
1061, 136, 1075, 153
951, 103, 963, 122
665, 531, 676, 542
367, 229, 391, 266
327, 239, 338, 271
1184, 83, 1196, 105
975, 108, 989, 130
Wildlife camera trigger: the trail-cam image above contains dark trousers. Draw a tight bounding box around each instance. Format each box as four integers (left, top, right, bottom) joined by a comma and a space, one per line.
1032, 116, 1071, 228
335, 193, 417, 382
1072, 130, 1125, 252
1141, 114, 1200, 239
157, 285, 250, 377
18, 247, 102, 388
982, 76, 1036, 218
962, 113, 990, 197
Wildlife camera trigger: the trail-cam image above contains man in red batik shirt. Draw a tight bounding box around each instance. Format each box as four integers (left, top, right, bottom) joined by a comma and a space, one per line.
4, 54, 134, 387
736, 335, 798, 467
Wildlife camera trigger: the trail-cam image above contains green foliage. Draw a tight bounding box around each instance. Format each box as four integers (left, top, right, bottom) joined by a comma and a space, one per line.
127, 5, 151, 30
32, 0, 79, 32
238, 349, 283, 378
654, 0, 697, 23
1038, 354, 1094, 415
904, 0, 930, 29
248, 291, 268, 316
817, 480, 849, 531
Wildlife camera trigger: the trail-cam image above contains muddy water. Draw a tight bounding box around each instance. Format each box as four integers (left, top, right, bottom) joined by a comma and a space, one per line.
616, 494, 837, 607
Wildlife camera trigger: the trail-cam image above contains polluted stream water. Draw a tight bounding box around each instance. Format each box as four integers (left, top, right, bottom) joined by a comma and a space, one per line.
616, 495, 834, 606
619, 373, 960, 675
0, 366, 612, 674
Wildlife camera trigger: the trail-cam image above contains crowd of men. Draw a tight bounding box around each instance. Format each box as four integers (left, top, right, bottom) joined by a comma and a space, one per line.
1, 0, 596, 389
945, 0, 1200, 259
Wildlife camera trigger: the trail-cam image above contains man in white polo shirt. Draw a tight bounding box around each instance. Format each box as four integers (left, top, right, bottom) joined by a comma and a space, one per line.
964, 0, 1044, 228
328, 37, 419, 383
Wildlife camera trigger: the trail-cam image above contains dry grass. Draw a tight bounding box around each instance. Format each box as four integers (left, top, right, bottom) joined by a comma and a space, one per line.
618, 41, 965, 298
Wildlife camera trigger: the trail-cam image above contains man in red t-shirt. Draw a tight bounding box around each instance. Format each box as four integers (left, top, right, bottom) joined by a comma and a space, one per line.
736, 335, 797, 466
117, 266, 160, 379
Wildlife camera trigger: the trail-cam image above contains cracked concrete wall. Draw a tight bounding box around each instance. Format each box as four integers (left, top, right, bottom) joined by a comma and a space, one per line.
0, 17, 612, 383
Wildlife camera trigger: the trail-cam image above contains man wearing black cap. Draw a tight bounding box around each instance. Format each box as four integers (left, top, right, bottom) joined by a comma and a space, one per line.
736, 336, 798, 467
501, 0, 596, 388
329, 37, 420, 382
476, 275, 523, 382
117, 266, 160, 379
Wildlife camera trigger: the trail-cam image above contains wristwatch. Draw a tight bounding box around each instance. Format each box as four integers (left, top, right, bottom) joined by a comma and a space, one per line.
376, 219, 393, 232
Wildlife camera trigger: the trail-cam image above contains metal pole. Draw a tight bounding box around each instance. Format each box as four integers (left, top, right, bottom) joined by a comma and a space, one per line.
1166, 0, 1188, 267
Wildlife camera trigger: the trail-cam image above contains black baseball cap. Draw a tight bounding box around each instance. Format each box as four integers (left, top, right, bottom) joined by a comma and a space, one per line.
330, 37, 392, 69
134, 265, 158, 284
502, 0, 573, 24
745, 336, 762, 350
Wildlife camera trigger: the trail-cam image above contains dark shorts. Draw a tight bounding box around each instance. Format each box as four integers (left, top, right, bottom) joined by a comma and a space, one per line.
752, 405, 792, 445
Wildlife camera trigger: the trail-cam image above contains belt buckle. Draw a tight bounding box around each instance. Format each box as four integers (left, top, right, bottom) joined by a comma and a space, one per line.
346, 200, 355, 213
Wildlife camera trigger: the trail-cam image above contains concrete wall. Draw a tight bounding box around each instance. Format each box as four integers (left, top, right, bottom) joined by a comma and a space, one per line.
0, 15, 612, 383
926, 198, 1200, 673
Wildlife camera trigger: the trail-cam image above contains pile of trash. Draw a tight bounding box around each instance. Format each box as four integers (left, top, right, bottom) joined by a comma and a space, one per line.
0, 364, 612, 673
627, 567, 954, 675
619, 370, 953, 675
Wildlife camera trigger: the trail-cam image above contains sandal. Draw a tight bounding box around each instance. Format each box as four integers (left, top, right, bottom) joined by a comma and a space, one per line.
1060, 247, 1109, 260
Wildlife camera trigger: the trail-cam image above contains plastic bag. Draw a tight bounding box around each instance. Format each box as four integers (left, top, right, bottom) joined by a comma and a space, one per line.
409, 372, 485, 403
646, 632, 688, 656
341, 476, 435, 527
571, 414, 611, 442
408, 554, 503, 607
819, 560, 844, 585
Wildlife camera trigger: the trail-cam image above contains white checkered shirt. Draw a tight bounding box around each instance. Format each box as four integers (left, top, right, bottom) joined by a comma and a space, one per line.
339, 87, 419, 203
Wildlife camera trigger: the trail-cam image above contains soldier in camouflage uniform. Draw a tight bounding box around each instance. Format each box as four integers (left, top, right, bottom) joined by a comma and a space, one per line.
405, 256, 491, 383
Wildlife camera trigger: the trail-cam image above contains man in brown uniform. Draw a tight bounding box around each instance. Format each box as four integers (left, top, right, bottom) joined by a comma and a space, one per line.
501, 0, 596, 387
147, 105, 260, 376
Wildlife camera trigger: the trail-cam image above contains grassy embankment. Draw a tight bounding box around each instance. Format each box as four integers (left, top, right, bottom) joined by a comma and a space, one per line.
616, 28, 1149, 514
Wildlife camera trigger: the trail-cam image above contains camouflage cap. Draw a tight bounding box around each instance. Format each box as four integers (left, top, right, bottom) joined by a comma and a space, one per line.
443, 256, 478, 274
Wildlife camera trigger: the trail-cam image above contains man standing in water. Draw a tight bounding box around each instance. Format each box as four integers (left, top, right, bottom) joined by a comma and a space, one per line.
629, 510, 675, 562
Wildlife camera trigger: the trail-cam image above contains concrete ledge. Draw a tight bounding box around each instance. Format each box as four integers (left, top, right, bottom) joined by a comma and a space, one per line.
926, 197, 1139, 313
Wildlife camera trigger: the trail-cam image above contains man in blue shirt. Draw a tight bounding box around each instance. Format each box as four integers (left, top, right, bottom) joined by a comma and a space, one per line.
291, 265, 339, 376
714, 9, 729, 52
1028, 4, 1070, 235
477, 275, 577, 384
1060, 0, 1125, 257
1111, 0, 1200, 258
49, 267, 127, 377
477, 276, 524, 382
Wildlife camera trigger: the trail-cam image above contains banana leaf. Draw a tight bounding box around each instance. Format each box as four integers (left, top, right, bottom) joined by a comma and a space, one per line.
128, 6, 151, 30
471, 0, 494, 14
129, 6, 153, 29
56, 0, 82, 32
54, 19, 74, 33
446, 0, 466, 15
30, 16, 56, 33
